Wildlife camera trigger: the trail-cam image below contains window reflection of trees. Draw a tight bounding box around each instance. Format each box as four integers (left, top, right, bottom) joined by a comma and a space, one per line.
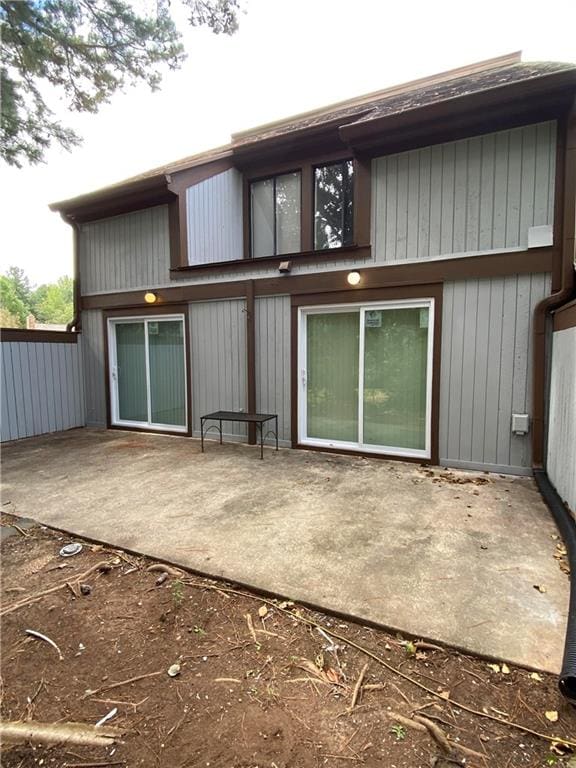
314, 161, 354, 250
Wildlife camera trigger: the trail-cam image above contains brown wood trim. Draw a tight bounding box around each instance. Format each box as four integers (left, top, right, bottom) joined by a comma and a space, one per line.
177, 194, 188, 267
255, 248, 554, 298
551, 120, 566, 291
72, 221, 82, 331
167, 158, 234, 194
553, 299, 576, 331
301, 164, 313, 252
239, 148, 354, 178
0, 329, 79, 343
289, 284, 443, 465
290, 283, 442, 307
245, 280, 257, 444
290, 304, 298, 448
242, 175, 251, 261
240, 152, 360, 260
353, 155, 371, 248
170, 244, 371, 278
102, 305, 192, 438
83, 247, 554, 311
168, 197, 182, 270
84, 282, 247, 310
51, 178, 174, 223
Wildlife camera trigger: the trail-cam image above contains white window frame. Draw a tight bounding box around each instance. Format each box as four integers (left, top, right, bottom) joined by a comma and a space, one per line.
298, 298, 435, 459
108, 314, 188, 433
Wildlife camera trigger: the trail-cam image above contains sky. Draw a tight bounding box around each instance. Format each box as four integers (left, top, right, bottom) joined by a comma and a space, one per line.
1, 0, 575, 286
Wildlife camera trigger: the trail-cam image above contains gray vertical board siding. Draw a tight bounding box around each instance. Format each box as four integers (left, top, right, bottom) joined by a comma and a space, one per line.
81, 310, 107, 427
189, 299, 247, 439
0, 339, 85, 442
187, 169, 243, 265
439, 273, 551, 472
80, 205, 170, 295
372, 121, 556, 262
255, 295, 291, 443
547, 327, 576, 514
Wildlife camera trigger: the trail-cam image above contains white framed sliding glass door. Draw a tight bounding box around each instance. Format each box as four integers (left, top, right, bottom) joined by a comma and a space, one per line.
108, 315, 187, 433
298, 299, 434, 458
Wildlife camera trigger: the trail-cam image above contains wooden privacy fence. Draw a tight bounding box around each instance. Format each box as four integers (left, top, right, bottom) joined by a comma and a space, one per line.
547, 301, 576, 515
1, 329, 85, 443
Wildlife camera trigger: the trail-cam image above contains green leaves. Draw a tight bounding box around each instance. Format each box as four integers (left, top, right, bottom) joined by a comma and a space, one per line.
0, 0, 241, 166
389, 723, 406, 741
1, 267, 73, 327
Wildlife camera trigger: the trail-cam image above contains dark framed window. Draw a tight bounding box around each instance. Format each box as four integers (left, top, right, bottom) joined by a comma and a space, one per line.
250, 171, 301, 258
314, 160, 354, 250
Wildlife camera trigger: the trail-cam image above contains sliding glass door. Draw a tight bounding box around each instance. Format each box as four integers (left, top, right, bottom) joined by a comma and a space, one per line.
108, 315, 187, 432
299, 300, 433, 458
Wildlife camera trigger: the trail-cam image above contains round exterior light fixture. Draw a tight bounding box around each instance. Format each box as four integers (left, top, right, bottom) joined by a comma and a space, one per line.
347, 271, 361, 286
144, 291, 157, 304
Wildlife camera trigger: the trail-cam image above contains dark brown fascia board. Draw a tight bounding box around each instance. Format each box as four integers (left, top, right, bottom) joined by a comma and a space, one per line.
1, 329, 79, 343
49, 176, 171, 222
339, 70, 576, 148
231, 119, 370, 165
50, 154, 235, 223
81, 247, 555, 311
167, 157, 235, 194
553, 297, 576, 331
170, 245, 372, 278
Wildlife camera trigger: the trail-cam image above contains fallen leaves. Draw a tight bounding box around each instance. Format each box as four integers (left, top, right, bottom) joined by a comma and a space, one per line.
487, 662, 510, 674
530, 672, 544, 682
295, 658, 345, 687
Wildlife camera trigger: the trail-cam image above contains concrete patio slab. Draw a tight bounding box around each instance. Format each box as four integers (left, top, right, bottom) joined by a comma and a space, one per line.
1, 428, 569, 673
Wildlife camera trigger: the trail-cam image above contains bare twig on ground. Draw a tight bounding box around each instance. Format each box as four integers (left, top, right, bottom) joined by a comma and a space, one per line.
245, 613, 257, 643
63, 762, 125, 767
182, 579, 576, 749
387, 712, 484, 762
146, 563, 183, 578
349, 663, 369, 711
1, 561, 114, 616
413, 713, 453, 752
0, 720, 123, 747
83, 671, 163, 699
415, 641, 445, 652
363, 683, 386, 691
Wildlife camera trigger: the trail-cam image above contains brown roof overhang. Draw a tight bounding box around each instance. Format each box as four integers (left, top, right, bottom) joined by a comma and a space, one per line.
50, 146, 234, 223
338, 67, 576, 152
50, 174, 172, 223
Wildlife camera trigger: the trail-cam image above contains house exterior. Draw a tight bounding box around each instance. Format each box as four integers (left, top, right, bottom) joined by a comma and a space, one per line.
50, 52, 576, 476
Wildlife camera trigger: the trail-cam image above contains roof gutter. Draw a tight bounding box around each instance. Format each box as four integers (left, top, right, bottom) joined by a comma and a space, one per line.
49, 174, 172, 222
58, 212, 81, 332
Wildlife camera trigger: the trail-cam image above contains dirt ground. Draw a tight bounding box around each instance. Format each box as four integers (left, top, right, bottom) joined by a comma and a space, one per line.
1, 513, 575, 768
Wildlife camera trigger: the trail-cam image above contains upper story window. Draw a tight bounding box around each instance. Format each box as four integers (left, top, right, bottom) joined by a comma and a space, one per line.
250, 172, 301, 258
314, 160, 354, 250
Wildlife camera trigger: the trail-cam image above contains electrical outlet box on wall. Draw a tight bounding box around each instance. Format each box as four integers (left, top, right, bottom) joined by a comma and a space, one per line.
512, 413, 530, 435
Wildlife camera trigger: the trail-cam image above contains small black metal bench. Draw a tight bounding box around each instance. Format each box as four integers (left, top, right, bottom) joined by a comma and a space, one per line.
200, 410, 279, 459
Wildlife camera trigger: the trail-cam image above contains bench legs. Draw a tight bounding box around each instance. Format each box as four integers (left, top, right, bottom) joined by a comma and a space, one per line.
202, 417, 277, 459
